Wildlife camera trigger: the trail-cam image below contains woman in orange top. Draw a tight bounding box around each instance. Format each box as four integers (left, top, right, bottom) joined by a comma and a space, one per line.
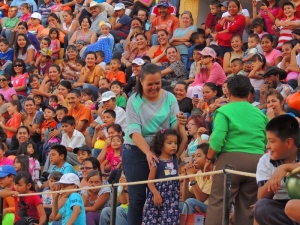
73, 51, 102, 101
192, 82, 218, 111
0, 100, 21, 148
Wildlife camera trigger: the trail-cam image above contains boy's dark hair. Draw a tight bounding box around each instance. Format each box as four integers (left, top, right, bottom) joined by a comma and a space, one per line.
15, 171, 35, 191
0, 142, 4, 151
282, 1, 295, 9
111, 57, 121, 64
209, 0, 221, 7
110, 80, 123, 88
76, 59, 86, 67
190, 32, 204, 44
61, 115, 76, 126
231, 58, 244, 66
27, 65, 38, 74
41, 37, 51, 46
14, 155, 29, 172
227, 75, 251, 98
141, 55, 151, 62
95, 50, 105, 58
197, 143, 209, 155
100, 77, 110, 83
249, 33, 260, 43
49, 171, 63, 181
103, 109, 116, 118
81, 88, 93, 96
150, 129, 182, 156
33, 94, 43, 101
194, 44, 206, 52
49, 95, 58, 102
50, 144, 67, 161
99, 87, 110, 94
56, 105, 68, 114
207, 96, 218, 105
17, 140, 38, 159
107, 124, 122, 134
0, 39, 9, 45
69, 89, 81, 97
266, 115, 299, 145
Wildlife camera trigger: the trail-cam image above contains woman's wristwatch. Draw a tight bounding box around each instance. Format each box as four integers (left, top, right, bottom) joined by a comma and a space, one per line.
190, 180, 198, 186
206, 155, 213, 163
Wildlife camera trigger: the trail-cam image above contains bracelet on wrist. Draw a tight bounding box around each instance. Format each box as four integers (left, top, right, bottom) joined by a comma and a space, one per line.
206, 155, 213, 162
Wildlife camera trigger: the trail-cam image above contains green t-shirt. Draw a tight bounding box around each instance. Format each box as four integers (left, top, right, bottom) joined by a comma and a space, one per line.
4, 17, 19, 29
116, 95, 127, 108
210, 101, 268, 156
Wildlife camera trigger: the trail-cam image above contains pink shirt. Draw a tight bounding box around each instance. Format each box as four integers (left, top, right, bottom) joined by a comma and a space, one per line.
20, 14, 31, 22
106, 151, 121, 171
11, 73, 28, 96
0, 88, 17, 102
263, 49, 282, 66
0, 157, 13, 166
191, 62, 227, 87
260, 7, 282, 35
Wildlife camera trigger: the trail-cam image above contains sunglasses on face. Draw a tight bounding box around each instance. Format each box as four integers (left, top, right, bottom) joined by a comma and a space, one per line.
14, 64, 23, 67
0, 78, 7, 82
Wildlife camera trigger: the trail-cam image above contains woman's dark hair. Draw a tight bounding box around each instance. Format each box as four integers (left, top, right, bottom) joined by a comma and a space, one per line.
175, 81, 188, 91
15, 171, 35, 191
49, 28, 60, 39
81, 88, 93, 96
63, 10, 74, 19
263, 0, 279, 7
17, 21, 28, 30
131, 17, 146, 30
187, 115, 209, 133
228, 0, 240, 10
227, 75, 251, 98
261, 33, 274, 43
29, 74, 40, 84
50, 64, 62, 74
138, 8, 149, 18
14, 34, 31, 58
136, 33, 147, 41
150, 129, 182, 156
48, 13, 61, 23
64, 45, 80, 62
166, 46, 178, 53
59, 80, 72, 91
204, 82, 218, 92
25, 97, 35, 105
107, 124, 123, 134
0, 94, 4, 102
9, 100, 22, 112
17, 140, 38, 159
85, 51, 97, 59
82, 157, 100, 171
208, 44, 219, 57
266, 89, 284, 104
251, 53, 266, 69
231, 34, 243, 42
136, 63, 161, 97
157, 29, 169, 36
87, 170, 103, 181
251, 18, 267, 32
14, 155, 29, 173
16, 126, 30, 136
12, 59, 27, 75
80, 15, 92, 27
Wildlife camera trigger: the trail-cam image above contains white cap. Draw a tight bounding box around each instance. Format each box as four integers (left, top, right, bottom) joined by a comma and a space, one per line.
100, 91, 116, 102
54, 173, 80, 187
132, 58, 145, 66
31, 12, 42, 21
114, 3, 125, 10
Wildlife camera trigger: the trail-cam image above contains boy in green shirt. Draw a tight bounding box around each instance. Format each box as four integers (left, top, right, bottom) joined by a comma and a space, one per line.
110, 80, 127, 109
1, 6, 18, 40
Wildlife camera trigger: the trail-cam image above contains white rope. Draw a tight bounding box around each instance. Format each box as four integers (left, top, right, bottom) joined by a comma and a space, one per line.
17, 169, 257, 197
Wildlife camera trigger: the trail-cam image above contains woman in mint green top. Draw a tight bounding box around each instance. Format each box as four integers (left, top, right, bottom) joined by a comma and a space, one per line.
204, 75, 269, 225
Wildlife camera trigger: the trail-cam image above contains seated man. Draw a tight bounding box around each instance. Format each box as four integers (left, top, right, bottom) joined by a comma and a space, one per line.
88, 1, 109, 35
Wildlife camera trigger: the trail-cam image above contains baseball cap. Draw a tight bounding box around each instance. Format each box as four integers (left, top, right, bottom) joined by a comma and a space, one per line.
42, 105, 56, 113
114, 3, 125, 10
73, 145, 92, 154
199, 47, 216, 59
40, 48, 52, 57
55, 173, 80, 187
132, 58, 145, 66
0, 103, 8, 114
100, 91, 116, 102
0, 165, 17, 178
220, 1, 229, 7
157, 1, 170, 7
31, 12, 42, 21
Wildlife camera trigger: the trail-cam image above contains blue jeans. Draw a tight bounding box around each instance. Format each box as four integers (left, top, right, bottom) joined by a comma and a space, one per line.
255, 89, 260, 103
181, 54, 189, 77
122, 144, 149, 225
82, 83, 99, 101
151, 34, 159, 46
92, 148, 101, 158
99, 206, 128, 225
41, 16, 48, 28
169, 0, 179, 13
115, 41, 126, 53
182, 198, 208, 214
218, 46, 233, 58
2, 29, 11, 39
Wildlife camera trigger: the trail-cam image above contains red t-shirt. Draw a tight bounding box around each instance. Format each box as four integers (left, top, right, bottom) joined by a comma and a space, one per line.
6, 113, 21, 138
13, 190, 42, 223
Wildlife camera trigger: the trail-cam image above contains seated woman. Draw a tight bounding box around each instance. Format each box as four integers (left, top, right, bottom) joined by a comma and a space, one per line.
155, 46, 186, 86
187, 47, 227, 99
0, 74, 18, 102
170, 11, 197, 67
174, 81, 193, 114
73, 52, 102, 100
181, 115, 208, 162
13, 33, 37, 65
28, 75, 41, 97
137, 8, 150, 31
69, 16, 97, 46
60, 45, 80, 83
11, 59, 28, 97
60, 10, 80, 50
261, 34, 282, 66
80, 157, 100, 188
5, 126, 31, 156
192, 82, 219, 111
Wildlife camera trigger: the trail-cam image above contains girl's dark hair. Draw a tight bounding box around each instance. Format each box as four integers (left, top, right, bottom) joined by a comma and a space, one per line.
14, 34, 31, 58
49, 95, 58, 102
261, 33, 274, 43
59, 80, 72, 91
81, 88, 93, 96
21, 3, 31, 10
87, 170, 102, 181
17, 140, 39, 159
227, 75, 251, 98
18, 21, 28, 30
150, 129, 181, 156
9, 100, 22, 112
49, 28, 60, 39
14, 155, 29, 172
251, 53, 266, 69
251, 18, 267, 32
12, 59, 27, 75
228, 0, 240, 9
138, 8, 149, 18
80, 15, 92, 27
0, 94, 5, 102
49, 171, 63, 181
15, 171, 35, 191
48, 13, 61, 23
85, 51, 97, 59
82, 157, 100, 171
107, 124, 123, 134
111, 134, 124, 144
42, 37, 51, 46
29, 74, 40, 84
63, 10, 74, 19
25, 97, 35, 105
136, 63, 161, 97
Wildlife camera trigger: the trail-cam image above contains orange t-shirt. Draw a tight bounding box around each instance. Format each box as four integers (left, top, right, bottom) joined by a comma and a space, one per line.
106, 71, 126, 84
68, 104, 93, 133
151, 15, 180, 36
41, 120, 57, 131
6, 113, 21, 138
